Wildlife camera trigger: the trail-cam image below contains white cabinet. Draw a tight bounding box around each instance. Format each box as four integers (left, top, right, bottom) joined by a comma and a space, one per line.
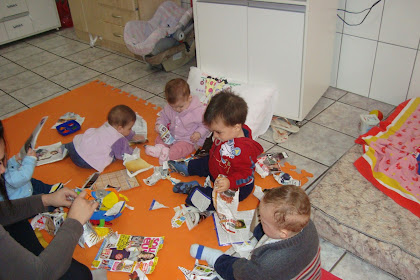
193, 0, 338, 121
248, 4, 304, 119
0, 0, 60, 45
0, 0, 28, 18
195, 1, 247, 79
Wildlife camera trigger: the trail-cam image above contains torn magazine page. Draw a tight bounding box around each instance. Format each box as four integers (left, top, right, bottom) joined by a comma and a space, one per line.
123, 147, 153, 178
19, 116, 48, 160
213, 210, 254, 246
131, 113, 148, 143
35, 142, 68, 166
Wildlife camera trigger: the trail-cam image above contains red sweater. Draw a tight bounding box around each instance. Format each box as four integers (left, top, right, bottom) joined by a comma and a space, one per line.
208, 125, 263, 190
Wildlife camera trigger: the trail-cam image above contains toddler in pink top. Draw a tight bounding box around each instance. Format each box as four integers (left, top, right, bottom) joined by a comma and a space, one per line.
146, 78, 209, 164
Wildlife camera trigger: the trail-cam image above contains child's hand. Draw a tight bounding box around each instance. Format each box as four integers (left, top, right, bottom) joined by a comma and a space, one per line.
27, 148, 36, 157
190, 132, 201, 143
155, 124, 161, 133
215, 177, 230, 192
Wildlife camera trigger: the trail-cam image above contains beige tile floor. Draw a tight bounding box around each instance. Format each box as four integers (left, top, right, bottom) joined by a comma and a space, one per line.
0, 28, 400, 280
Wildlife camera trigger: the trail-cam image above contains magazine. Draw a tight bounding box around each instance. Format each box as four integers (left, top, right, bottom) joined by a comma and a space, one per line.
18, 116, 48, 160
35, 142, 68, 166
92, 169, 140, 191
213, 210, 254, 246
92, 233, 164, 274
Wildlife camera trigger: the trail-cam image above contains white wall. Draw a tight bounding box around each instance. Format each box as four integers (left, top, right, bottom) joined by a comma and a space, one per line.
331, 0, 420, 105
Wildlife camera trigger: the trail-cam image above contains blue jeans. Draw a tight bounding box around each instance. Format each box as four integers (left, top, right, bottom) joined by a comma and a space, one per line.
185, 156, 254, 211
31, 178, 54, 212
31, 178, 52, 195
64, 142, 93, 169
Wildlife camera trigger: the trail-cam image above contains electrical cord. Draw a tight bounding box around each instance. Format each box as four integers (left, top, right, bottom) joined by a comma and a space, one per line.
337, 0, 382, 26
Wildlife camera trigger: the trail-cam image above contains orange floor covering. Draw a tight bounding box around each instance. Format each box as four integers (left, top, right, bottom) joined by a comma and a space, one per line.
2, 81, 283, 279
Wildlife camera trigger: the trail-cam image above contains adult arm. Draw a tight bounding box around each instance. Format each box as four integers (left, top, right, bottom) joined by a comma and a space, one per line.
0, 218, 83, 280
4, 155, 36, 189
0, 189, 97, 280
0, 194, 45, 225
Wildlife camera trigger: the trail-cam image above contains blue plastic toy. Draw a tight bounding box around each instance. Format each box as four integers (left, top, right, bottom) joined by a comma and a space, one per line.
56, 120, 80, 136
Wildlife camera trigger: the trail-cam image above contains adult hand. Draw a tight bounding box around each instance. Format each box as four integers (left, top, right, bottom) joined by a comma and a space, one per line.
67, 190, 98, 225
190, 132, 201, 143
215, 177, 230, 192
41, 187, 78, 208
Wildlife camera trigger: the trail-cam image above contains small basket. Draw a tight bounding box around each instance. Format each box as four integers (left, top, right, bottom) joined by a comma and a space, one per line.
56, 120, 81, 136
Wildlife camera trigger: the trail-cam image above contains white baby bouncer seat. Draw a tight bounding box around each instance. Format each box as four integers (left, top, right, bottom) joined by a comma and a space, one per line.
124, 1, 195, 71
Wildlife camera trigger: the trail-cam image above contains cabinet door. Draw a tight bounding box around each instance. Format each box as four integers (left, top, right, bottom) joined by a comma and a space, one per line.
25, 0, 60, 32
68, 0, 88, 32
4, 15, 33, 40
195, 0, 247, 81
0, 0, 28, 19
248, 3, 305, 119
0, 23, 8, 43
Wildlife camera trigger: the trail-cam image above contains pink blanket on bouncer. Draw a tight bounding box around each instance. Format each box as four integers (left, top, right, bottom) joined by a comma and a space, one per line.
355, 98, 420, 218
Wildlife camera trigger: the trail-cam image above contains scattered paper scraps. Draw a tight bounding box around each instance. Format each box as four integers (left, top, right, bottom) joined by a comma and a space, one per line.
171, 205, 212, 230
131, 113, 148, 144
179, 260, 222, 280
278, 162, 313, 186
149, 199, 168, 210
252, 185, 264, 201
124, 148, 153, 178
255, 152, 288, 178
143, 166, 169, 186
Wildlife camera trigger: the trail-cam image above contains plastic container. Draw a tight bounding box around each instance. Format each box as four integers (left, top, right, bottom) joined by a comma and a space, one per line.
359, 114, 380, 135
56, 120, 80, 136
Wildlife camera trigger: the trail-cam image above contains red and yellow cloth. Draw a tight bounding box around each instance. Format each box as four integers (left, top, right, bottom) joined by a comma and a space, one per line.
355, 98, 420, 218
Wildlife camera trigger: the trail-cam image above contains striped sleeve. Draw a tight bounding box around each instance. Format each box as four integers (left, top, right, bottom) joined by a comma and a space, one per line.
294, 247, 322, 280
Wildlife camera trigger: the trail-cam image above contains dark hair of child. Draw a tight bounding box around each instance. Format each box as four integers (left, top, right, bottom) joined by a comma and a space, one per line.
203, 89, 248, 127
262, 185, 311, 233
164, 78, 190, 105
108, 105, 136, 128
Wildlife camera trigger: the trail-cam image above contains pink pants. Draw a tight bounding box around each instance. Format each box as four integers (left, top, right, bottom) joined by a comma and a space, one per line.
155, 137, 195, 160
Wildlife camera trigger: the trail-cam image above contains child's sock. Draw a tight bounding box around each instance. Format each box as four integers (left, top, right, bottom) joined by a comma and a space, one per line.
158, 147, 170, 165
190, 244, 223, 267
145, 144, 165, 158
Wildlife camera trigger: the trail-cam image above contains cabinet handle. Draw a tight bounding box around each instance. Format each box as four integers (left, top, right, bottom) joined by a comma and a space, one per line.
13, 24, 23, 29
112, 14, 122, 18
113, 33, 123, 37
7, 4, 18, 8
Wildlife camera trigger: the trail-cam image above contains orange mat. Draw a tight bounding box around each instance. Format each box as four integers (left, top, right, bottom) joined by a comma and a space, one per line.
3, 81, 318, 279
2, 81, 274, 279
